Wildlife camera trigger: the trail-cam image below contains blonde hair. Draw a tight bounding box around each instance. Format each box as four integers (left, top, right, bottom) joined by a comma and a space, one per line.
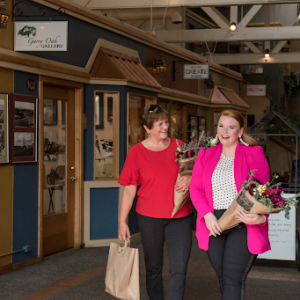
220, 109, 257, 146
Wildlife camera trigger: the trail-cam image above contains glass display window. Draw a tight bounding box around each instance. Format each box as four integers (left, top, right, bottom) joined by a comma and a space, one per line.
127, 93, 156, 151
94, 91, 119, 180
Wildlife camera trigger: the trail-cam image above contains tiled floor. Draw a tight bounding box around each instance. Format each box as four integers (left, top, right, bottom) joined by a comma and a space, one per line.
1, 236, 300, 300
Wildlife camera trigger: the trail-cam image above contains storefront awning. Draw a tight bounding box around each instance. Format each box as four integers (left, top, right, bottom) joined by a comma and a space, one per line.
90, 47, 161, 89
211, 85, 249, 109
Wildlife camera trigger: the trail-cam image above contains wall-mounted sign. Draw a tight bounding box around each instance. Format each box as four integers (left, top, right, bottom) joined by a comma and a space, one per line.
246, 85, 266, 96
184, 64, 209, 79
26, 79, 36, 91
14, 21, 68, 51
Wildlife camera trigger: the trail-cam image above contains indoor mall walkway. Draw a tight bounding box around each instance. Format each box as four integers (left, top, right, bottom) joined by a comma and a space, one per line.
1, 235, 300, 300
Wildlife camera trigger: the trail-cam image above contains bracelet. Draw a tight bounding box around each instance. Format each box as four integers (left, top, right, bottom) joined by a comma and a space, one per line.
261, 215, 267, 223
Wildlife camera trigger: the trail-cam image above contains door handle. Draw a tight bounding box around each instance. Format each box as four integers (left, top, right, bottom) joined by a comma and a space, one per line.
69, 176, 77, 182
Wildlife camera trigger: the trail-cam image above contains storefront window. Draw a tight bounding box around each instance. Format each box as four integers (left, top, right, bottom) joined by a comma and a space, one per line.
94, 91, 119, 180
128, 93, 156, 150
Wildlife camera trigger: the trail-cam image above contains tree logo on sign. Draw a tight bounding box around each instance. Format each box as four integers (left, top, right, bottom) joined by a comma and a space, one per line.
18, 26, 37, 38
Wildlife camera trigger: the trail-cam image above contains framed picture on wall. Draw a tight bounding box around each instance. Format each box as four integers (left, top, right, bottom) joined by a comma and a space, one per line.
0, 92, 9, 164
10, 94, 38, 163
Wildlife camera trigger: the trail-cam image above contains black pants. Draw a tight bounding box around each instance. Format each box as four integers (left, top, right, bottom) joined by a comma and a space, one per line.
138, 214, 192, 300
207, 210, 257, 300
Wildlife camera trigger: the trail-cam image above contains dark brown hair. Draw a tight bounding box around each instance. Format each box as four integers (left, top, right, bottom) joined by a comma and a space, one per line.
220, 109, 257, 146
139, 104, 169, 129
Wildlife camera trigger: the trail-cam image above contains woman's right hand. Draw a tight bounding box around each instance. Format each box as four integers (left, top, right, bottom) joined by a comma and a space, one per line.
118, 221, 131, 241
204, 212, 222, 237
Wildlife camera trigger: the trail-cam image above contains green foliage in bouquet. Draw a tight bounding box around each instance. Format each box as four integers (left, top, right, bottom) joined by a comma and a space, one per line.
175, 131, 205, 162
201, 136, 220, 149
175, 132, 219, 162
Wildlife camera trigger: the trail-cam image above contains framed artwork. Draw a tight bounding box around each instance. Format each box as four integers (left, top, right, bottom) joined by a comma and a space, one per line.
0, 92, 9, 164
10, 94, 38, 163
44, 99, 57, 125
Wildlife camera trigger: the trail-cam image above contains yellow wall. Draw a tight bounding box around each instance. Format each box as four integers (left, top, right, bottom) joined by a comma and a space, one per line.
241, 82, 271, 123
0, 67, 14, 267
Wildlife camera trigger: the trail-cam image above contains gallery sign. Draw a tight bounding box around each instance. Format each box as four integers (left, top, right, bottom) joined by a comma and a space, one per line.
183, 64, 209, 79
14, 21, 68, 51
246, 85, 266, 96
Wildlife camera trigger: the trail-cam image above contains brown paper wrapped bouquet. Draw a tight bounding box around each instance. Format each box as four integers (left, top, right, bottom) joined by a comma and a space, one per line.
171, 133, 218, 217
213, 170, 299, 233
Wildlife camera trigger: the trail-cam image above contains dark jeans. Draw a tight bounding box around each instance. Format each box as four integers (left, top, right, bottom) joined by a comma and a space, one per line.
207, 210, 257, 300
138, 214, 192, 300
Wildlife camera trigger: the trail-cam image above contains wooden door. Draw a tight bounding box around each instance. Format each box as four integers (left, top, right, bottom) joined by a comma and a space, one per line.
42, 85, 75, 256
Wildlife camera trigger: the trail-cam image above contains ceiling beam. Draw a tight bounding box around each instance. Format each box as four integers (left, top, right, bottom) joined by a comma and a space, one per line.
271, 15, 300, 53
271, 40, 288, 54
238, 5, 262, 27
201, 7, 229, 28
209, 52, 300, 64
186, 9, 217, 29
230, 6, 238, 25
243, 41, 262, 54
155, 27, 300, 43
81, 1, 300, 9
264, 5, 270, 52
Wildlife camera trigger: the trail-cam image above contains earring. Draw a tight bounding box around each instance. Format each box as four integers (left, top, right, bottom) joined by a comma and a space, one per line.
211, 134, 219, 145
239, 136, 249, 146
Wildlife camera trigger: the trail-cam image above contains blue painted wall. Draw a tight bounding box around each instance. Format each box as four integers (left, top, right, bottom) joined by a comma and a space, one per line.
16, 0, 147, 68
90, 188, 119, 239
13, 71, 39, 264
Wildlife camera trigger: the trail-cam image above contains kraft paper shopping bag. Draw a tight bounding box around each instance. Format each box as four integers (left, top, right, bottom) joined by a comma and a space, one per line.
105, 238, 140, 300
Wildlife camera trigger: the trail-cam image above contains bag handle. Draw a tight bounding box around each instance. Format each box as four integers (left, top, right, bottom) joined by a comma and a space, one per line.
124, 237, 130, 250
117, 237, 130, 254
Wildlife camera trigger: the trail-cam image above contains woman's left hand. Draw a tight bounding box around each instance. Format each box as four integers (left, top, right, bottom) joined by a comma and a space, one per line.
236, 210, 266, 225
175, 175, 191, 194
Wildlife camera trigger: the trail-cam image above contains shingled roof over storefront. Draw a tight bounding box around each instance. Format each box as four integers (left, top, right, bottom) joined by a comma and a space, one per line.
211, 85, 249, 109
90, 47, 161, 89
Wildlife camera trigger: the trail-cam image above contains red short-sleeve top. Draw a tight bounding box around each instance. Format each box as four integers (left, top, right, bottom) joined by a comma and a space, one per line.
118, 138, 192, 218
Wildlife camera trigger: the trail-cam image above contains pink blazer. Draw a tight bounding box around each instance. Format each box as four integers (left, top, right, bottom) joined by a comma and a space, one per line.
190, 143, 271, 254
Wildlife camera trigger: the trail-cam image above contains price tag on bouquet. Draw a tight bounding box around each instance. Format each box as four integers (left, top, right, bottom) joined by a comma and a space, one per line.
258, 194, 296, 261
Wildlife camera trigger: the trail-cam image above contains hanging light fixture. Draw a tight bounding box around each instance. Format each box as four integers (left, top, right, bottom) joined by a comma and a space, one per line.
265, 49, 270, 58
0, 6, 9, 29
154, 55, 167, 75
229, 22, 237, 32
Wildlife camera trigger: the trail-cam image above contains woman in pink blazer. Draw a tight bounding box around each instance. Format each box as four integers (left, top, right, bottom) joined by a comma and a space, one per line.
190, 109, 270, 300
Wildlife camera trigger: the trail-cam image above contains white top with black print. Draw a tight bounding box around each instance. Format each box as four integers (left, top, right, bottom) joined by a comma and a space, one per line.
212, 154, 237, 210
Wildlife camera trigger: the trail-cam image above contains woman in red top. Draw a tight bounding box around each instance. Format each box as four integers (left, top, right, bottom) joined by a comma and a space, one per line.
118, 104, 192, 300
